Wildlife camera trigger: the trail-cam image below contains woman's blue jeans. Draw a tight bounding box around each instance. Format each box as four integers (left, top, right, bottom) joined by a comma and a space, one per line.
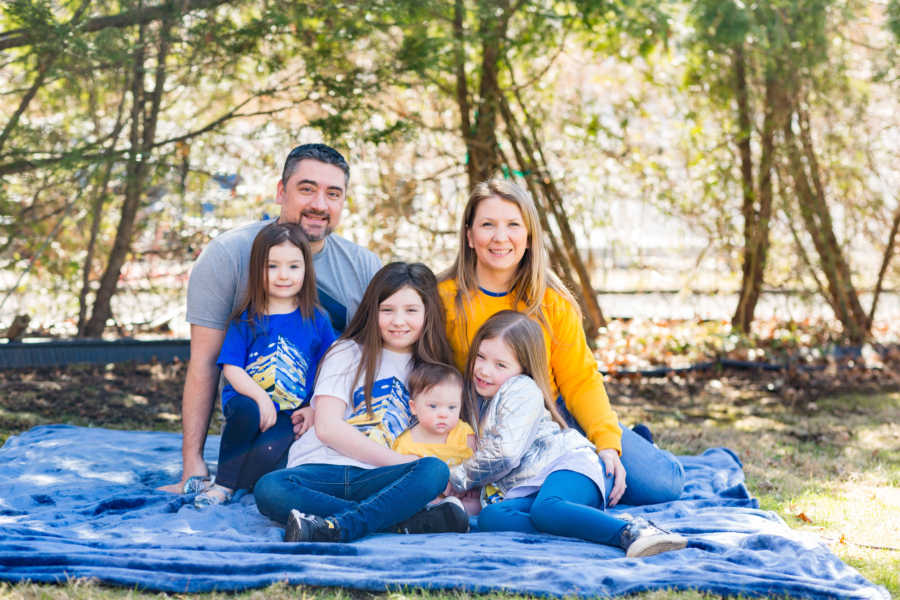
216, 394, 293, 490
478, 469, 627, 545
557, 398, 685, 505
254, 456, 449, 541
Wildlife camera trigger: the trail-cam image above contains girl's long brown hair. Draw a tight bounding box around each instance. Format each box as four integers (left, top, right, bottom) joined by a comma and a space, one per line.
440, 179, 579, 342
462, 310, 565, 431
329, 262, 452, 415
230, 221, 317, 327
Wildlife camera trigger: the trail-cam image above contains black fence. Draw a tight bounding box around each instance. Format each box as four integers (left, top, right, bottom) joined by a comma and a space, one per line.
0, 339, 190, 369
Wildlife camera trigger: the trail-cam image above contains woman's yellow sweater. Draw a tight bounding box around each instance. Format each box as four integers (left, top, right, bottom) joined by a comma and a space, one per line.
438, 279, 622, 453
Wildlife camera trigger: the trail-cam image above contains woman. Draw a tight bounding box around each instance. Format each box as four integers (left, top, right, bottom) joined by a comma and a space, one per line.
438, 179, 683, 507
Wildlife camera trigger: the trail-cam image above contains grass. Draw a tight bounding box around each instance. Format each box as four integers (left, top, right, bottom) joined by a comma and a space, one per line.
0, 363, 897, 599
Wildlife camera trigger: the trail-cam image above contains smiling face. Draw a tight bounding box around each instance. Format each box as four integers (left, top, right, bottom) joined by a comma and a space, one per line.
264, 241, 306, 310
410, 379, 463, 436
276, 159, 346, 250
472, 335, 523, 398
466, 196, 529, 291
377, 285, 426, 353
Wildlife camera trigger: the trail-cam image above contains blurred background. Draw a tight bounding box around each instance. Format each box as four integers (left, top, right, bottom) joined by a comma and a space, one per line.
2, 0, 899, 359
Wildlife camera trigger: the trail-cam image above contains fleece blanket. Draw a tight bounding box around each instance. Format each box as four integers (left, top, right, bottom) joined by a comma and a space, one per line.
0, 425, 888, 599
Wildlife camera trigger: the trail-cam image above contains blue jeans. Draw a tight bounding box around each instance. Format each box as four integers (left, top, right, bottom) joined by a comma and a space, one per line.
478, 470, 627, 545
254, 456, 449, 541
557, 398, 685, 505
216, 394, 293, 490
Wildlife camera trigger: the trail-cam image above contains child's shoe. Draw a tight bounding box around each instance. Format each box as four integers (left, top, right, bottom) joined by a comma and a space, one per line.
284, 509, 342, 542
618, 514, 686, 558
193, 483, 233, 507
182, 475, 212, 494
393, 496, 469, 534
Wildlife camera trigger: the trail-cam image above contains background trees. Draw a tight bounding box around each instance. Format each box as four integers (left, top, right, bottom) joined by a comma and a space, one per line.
2, 0, 898, 344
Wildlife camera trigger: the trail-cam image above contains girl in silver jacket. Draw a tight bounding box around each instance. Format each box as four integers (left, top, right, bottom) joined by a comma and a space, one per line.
448, 310, 686, 558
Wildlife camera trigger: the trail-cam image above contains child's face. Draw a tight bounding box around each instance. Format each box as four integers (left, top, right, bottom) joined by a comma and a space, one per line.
411, 380, 463, 435
472, 336, 523, 397
266, 241, 306, 301
378, 285, 425, 353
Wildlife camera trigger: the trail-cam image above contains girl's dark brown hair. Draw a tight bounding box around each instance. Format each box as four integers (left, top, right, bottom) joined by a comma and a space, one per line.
231, 221, 317, 325
331, 262, 452, 415
462, 310, 564, 432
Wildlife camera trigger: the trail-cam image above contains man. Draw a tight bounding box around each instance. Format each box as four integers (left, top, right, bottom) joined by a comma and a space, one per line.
160, 144, 381, 493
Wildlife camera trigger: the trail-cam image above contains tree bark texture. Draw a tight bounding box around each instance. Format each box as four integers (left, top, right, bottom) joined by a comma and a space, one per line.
782, 106, 869, 343
82, 16, 172, 337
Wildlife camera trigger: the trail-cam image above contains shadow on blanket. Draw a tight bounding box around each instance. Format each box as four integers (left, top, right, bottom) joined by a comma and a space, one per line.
0, 425, 888, 599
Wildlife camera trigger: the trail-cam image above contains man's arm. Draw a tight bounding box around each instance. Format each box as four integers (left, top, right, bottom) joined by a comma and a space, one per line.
158, 325, 226, 493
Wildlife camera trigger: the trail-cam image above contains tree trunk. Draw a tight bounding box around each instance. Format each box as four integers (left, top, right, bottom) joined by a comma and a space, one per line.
866, 199, 900, 328
82, 17, 172, 337
733, 62, 781, 333
454, 0, 510, 187
783, 106, 869, 343
500, 94, 606, 334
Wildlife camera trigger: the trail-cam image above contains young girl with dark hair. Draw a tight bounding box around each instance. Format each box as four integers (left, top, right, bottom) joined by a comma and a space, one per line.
187, 222, 336, 506
254, 262, 469, 542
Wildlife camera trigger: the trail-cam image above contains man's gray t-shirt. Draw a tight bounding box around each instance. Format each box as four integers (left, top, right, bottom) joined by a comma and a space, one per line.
186, 219, 381, 333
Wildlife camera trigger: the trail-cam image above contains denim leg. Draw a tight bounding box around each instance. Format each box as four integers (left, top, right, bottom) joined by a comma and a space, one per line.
477, 496, 537, 533
254, 464, 357, 525
336, 457, 449, 540
236, 411, 294, 490
215, 395, 263, 490
254, 457, 449, 541
529, 470, 627, 545
554, 397, 684, 506
619, 425, 685, 505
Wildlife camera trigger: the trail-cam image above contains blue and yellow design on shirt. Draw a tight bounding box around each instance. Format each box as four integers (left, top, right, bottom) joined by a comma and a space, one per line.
244, 336, 310, 410
345, 377, 412, 447
216, 308, 337, 412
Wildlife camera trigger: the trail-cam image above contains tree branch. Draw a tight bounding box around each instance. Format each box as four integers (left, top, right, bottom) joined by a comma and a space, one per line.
0, 0, 233, 52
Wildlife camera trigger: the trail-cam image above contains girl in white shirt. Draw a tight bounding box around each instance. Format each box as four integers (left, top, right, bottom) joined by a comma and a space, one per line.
254, 262, 469, 542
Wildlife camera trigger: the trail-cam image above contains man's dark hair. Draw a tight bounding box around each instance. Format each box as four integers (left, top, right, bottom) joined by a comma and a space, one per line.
281, 143, 350, 185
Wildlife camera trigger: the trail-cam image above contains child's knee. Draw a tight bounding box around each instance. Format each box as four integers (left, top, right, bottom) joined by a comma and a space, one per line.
529, 494, 564, 531
417, 456, 450, 491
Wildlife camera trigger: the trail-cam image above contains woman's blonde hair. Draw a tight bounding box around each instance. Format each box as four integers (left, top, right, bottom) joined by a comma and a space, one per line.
462, 310, 566, 430
440, 179, 579, 340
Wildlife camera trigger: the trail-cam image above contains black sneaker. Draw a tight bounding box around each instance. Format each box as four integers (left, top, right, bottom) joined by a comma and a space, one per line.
618, 515, 686, 558
394, 496, 469, 534
284, 509, 342, 542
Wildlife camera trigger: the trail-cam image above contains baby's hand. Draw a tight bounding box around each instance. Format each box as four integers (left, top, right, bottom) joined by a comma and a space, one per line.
292, 406, 315, 438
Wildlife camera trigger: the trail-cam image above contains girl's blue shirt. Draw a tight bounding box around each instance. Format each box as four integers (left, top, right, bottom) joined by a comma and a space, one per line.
217, 307, 336, 411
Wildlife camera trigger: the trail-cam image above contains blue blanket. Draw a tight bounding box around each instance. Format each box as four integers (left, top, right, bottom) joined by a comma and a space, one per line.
0, 425, 888, 599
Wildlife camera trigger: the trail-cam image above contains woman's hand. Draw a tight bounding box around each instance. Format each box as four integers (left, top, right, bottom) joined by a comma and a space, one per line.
291, 406, 315, 438
597, 448, 627, 506
257, 398, 278, 432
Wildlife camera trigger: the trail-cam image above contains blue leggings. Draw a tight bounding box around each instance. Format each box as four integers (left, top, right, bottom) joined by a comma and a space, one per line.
215, 394, 293, 490
478, 470, 627, 545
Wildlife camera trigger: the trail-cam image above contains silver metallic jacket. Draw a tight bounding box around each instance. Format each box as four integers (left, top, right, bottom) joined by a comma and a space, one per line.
449, 375, 599, 494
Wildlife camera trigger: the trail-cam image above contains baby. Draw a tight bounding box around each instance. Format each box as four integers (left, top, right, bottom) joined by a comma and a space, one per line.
393, 362, 480, 514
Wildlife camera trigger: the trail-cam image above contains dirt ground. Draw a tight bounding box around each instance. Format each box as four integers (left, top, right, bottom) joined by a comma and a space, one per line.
1, 354, 898, 442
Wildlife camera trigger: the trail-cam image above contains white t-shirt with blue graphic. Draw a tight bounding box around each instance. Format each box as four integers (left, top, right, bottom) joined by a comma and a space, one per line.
286, 340, 413, 469
217, 308, 336, 411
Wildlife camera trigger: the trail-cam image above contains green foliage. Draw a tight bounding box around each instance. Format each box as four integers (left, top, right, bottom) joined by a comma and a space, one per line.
889, 0, 900, 41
